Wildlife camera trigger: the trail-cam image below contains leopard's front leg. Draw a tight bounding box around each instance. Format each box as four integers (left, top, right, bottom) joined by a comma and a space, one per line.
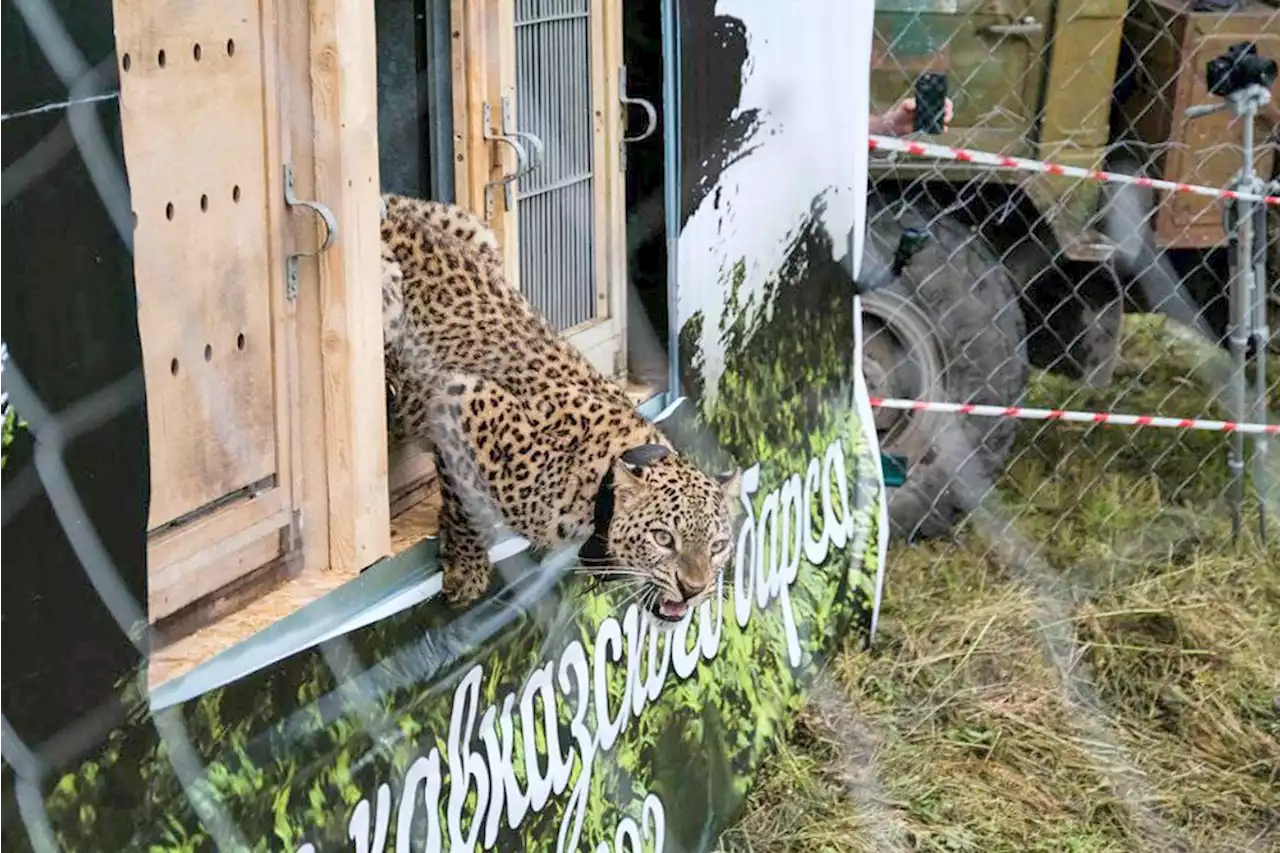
434, 471, 494, 607
427, 373, 538, 609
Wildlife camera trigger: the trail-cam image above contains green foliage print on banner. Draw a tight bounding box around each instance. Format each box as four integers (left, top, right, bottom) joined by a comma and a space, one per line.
15, 203, 882, 853
1, 342, 28, 471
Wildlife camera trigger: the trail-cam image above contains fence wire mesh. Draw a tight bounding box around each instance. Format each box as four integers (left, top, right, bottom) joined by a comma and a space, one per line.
781, 5, 1280, 850
2, 1, 1278, 852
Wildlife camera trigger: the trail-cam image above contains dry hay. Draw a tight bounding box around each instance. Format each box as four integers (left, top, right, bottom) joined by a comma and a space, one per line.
723, 315, 1280, 852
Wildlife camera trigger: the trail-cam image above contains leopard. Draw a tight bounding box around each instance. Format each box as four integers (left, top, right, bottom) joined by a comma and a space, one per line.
379, 193, 741, 622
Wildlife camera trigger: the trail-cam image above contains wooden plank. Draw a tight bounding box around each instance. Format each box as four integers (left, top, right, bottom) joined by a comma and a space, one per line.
150, 546, 300, 653
277, 0, 332, 577
590, 0, 613, 324
602, 0, 627, 380
452, 0, 519, 271
148, 563, 350, 688
390, 492, 442, 555
452, 0, 487, 216
148, 488, 284, 572
602, 0, 626, 315
492, 0, 521, 281
114, 0, 281, 530
150, 524, 285, 621
259, 0, 304, 555
309, 0, 391, 574
388, 442, 437, 505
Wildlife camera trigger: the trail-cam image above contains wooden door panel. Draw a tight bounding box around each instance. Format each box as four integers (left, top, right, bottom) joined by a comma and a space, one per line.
115, 0, 300, 624
115, 0, 283, 532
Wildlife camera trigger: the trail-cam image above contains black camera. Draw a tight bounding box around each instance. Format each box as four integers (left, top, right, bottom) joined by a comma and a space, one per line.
1206, 42, 1278, 97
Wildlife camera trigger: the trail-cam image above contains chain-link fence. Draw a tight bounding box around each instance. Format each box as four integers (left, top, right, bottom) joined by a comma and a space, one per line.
733, 4, 1279, 849
861, 0, 1280, 542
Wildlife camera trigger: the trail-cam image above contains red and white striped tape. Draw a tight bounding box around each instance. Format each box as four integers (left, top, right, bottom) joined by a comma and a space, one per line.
868, 134, 1280, 207
870, 396, 1279, 436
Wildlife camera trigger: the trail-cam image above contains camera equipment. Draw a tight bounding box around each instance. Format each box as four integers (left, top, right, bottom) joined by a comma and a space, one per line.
913, 72, 948, 135
1205, 41, 1277, 97
1186, 41, 1276, 544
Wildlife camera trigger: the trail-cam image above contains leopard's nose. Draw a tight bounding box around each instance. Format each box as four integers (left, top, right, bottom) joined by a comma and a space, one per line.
676, 575, 708, 601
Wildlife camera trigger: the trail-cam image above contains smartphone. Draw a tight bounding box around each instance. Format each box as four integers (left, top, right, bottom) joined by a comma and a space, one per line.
913, 72, 948, 135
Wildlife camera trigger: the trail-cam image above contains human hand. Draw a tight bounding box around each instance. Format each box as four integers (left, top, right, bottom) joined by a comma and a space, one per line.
872, 97, 954, 137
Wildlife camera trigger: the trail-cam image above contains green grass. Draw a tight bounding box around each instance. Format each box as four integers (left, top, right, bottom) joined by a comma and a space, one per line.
723, 315, 1280, 852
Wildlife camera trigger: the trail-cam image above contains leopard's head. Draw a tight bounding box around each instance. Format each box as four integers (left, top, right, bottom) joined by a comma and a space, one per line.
600, 444, 740, 624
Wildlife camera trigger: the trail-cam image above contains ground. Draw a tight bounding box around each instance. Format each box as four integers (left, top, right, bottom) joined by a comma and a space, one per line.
723, 314, 1280, 852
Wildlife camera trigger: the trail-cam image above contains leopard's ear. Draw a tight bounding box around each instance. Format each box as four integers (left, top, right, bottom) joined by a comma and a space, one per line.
716, 469, 741, 502
619, 443, 670, 469
612, 444, 668, 509
611, 455, 650, 510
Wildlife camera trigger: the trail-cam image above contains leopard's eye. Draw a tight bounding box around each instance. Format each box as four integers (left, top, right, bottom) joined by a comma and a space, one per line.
710, 538, 730, 555
650, 528, 675, 549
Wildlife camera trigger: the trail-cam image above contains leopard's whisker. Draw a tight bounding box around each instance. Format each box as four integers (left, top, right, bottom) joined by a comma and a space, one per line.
637, 588, 655, 618
565, 577, 648, 624
574, 565, 654, 586
573, 560, 648, 571
571, 584, 644, 625
573, 560, 650, 573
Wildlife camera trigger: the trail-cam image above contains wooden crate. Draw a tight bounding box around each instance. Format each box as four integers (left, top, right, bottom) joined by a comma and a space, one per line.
122, 0, 631, 671
1121, 0, 1280, 249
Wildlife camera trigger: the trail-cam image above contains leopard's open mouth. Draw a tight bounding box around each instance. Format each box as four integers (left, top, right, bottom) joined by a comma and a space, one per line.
651, 597, 691, 623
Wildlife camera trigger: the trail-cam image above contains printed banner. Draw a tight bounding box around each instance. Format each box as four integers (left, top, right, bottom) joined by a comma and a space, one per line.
1, 1, 884, 851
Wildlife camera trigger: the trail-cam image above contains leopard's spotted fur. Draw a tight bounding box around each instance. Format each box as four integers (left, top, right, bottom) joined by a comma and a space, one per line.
380, 194, 740, 617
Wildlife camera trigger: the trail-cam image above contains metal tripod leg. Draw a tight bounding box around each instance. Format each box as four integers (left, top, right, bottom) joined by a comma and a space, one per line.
1213, 84, 1272, 546
1229, 197, 1250, 545
1251, 193, 1271, 545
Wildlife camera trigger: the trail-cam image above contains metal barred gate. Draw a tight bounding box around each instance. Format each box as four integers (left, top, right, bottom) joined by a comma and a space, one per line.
513, 0, 600, 333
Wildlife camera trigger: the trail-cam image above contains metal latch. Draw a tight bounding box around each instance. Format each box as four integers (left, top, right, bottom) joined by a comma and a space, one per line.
619, 65, 658, 171
483, 95, 543, 220
283, 164, 339, 300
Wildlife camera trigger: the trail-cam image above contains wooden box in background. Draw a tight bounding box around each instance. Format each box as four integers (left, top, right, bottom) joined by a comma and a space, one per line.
1121, 0, 1280, 249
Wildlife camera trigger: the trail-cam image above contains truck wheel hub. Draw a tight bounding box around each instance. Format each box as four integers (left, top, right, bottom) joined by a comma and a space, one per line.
859, 290, 944, 452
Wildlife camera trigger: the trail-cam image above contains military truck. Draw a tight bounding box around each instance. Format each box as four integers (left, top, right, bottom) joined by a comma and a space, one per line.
861, 0, 1280, 537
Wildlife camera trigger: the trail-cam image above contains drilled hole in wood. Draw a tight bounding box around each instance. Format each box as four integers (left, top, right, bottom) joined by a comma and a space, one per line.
170, 358, 180, 376
236, 333, 246, 351
165, 202, 174, 220
158, 49, 166, 68
200, 194, 209, 212
122, 54, 131, 72
226, 39, 235, 57
193, 43, 202, 61
232, 185, 241, 203
204, 344, 213, 362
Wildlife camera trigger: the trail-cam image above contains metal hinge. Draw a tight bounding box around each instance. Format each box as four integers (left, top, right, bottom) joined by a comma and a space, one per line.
283, 164, 339, 300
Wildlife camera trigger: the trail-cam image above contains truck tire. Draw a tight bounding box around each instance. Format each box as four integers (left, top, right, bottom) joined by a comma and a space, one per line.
862, 199, 1029, 539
